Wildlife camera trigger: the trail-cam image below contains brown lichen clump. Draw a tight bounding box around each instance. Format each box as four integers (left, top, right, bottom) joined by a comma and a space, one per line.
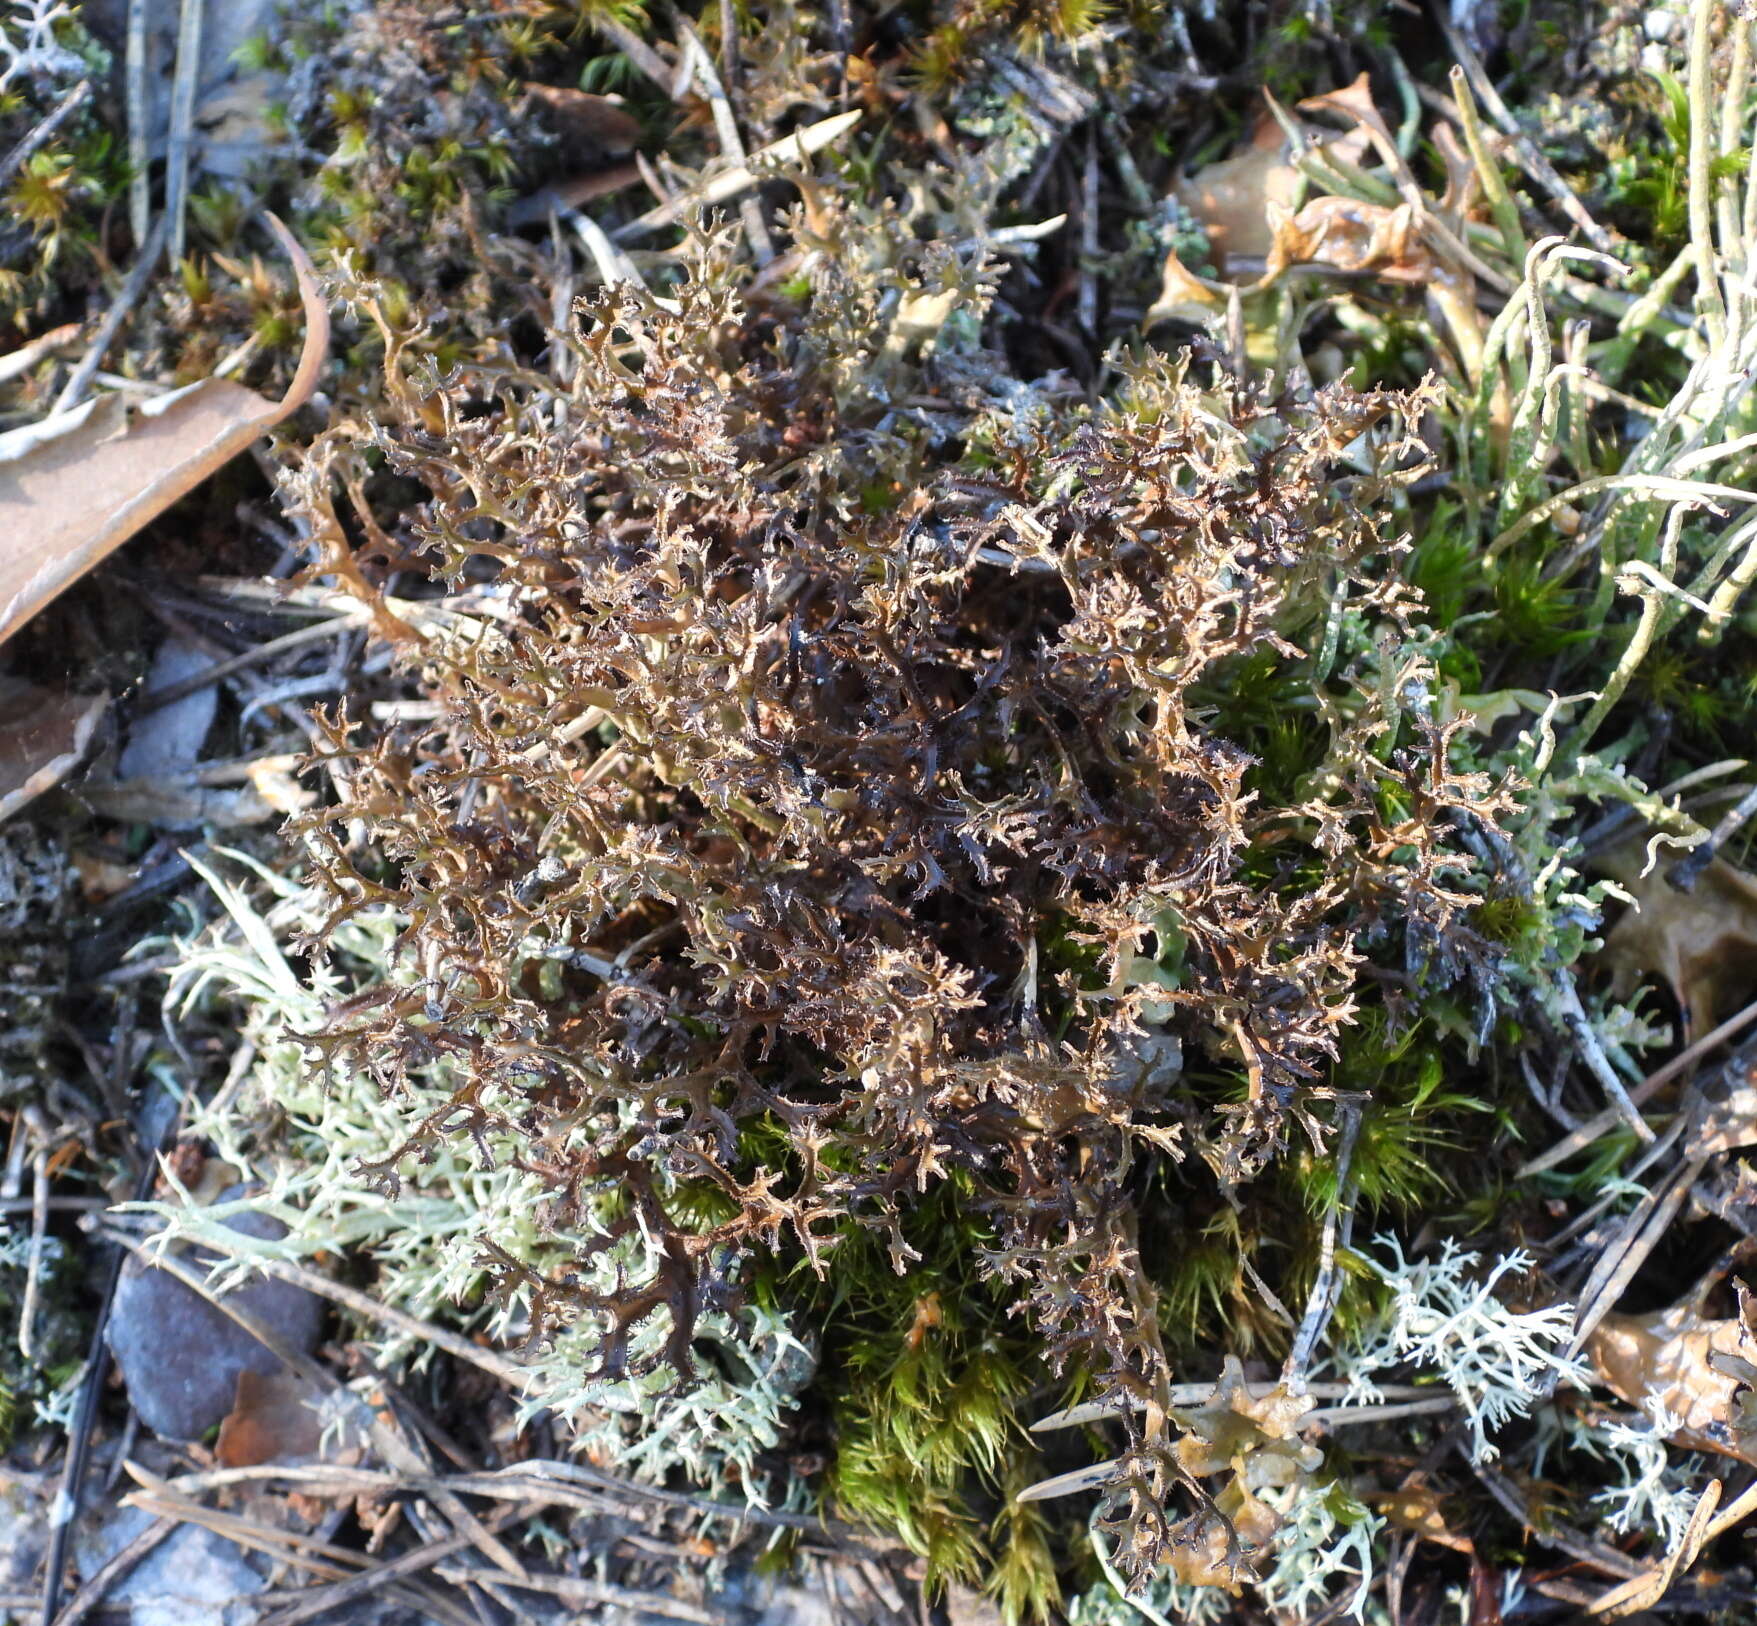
285, 217, 1511, 1573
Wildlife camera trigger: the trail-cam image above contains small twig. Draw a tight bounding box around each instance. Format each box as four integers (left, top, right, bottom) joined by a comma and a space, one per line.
1564, 1154, 1706, 1363
96, 1214, 529, 1387
1552, 969, 1657, 1143
50, 1516, 175, 1626
1077, 125, 1099, 337
0, 321, 80, 386
1519, 1002, 1757, 1176
1687, 0, 1728, 352
674, 16, 773, 264
1463, 1452, 1646, 1580
37, 1112, 177, 1626
1287, 1102, 1363, 1381
126, 0, 149, 244
0, 77, 89, 195
52, 212, 171, 416
99, 1226, 529, 1584
613, 111, 861, 241
1585, 1476, 1724, 1618
254, 1506, 535, 1626
122, 1474, 478, 1626
17, 1145, 50, 1362
134, 611, 373, 714
588, 13, 674, 95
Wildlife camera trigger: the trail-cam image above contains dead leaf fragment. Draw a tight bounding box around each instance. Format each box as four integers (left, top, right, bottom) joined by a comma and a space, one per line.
1588, 1304, 1757, 1464
1173, 115, 1300, 269
0, 213, 329, 647
0, 677, 106, 822
523, 85, 641, 153
215, 1368, 327, 1468
1598, 846, 1757, 1039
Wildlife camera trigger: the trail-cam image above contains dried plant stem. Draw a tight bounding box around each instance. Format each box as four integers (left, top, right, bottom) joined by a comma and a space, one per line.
675, 19, 773, 265
0, 321, 79, 385
96, 1214, 531, 1388
51, 213, 169, 415
590, 13, 674, 95
1520, 1001, 1757, 1176
126, 0, 148, 244
1286, 1103, 1361, 1381
614, 111, 860, 241
165, 0, 203, 266
16, 1146, 49, 1362
122, 1474, 479, 1626
100, 1229, 530, 1583
0, 76, 88, 194
50, 1514, 175, 1626
1552, 970, 1656, 1143
1564, 1153, 1705, 1362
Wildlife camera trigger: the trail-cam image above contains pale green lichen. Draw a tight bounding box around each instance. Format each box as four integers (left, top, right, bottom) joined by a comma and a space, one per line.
138, 850, 811, 1499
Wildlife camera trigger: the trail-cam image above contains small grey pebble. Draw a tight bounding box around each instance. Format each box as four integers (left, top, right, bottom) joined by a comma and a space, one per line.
106, 1188, 325, 1442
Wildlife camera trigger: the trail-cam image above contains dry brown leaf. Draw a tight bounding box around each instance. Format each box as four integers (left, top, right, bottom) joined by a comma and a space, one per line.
523, 84, 641, 153
1598, 847, 1757, 1040
1143, 248, 1231, 328
215, 1368, 327, 1468
1372, 1478, 1474, 1554
1263, 196, 1432, 285
0, 676, 106, 822
1588, 1303, 1757, 1464
1173, 114, 1301, 269
0, 213, 328, 648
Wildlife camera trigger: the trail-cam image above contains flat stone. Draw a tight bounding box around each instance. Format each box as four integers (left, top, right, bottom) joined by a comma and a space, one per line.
106, 1194, 325, 1442
78, 1505, 267, 1626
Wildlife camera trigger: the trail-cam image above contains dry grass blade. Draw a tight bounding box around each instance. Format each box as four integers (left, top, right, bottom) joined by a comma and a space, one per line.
97, 1224, 529, 1583
1520, 1014, 1757, 1176
0, 214, 329, 647
122, 1468, 478, 1626
252, 1504, 532, 1626
614, 111, 860, 239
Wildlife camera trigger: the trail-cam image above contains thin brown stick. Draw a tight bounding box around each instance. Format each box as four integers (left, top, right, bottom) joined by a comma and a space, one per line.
0, 78, 89, 194
51, 213, 170, 416
254, 1505, 532, 1626
97, 1229, 529, 1582
123, 1477, 477, 1626
1519, 998, 1757, 1176
134, 611, 372, 714
50, 1516, 175, 1626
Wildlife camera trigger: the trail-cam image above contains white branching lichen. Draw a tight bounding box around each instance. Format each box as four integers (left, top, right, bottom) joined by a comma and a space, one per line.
136, 852, 811, 1499
1344, 1235, 1589, 1462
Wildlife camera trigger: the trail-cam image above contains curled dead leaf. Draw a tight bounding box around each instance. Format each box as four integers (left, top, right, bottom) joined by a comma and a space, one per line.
0, 677, 106, 823
1264, 197, 1432, 285
0, 213, 328, 648
1588, 1301, 1757, 1464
